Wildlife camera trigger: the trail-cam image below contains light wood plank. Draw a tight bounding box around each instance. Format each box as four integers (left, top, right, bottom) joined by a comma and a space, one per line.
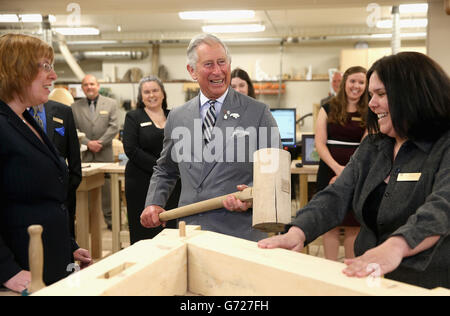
186, 231, 446, 296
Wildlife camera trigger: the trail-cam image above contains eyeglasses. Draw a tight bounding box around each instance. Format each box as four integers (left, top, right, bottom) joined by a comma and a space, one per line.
38, 62, 54, 73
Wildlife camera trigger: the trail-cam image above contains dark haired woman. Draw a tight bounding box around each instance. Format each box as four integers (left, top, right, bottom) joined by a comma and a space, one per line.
123, 76, 180, 244
315, 66, 368, 261
231, 68, 256, 98
259, 52, 450, 289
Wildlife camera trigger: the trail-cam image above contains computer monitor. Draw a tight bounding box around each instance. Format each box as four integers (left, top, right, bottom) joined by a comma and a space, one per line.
270, 108, 296, 147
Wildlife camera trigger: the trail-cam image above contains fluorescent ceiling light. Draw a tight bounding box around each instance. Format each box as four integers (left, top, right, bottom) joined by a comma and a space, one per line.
399, 3, 428, 14
370, 33, 392, 39
376, 18, 428, 28
179, 10, 255, 20
370, 32, 426, 39
67, 40, 117, 45
0, 14, 19, 22
19, 14, 42, 22
202, 24, 265, 33
0, 14, 56, 23
401, 32, 427, 38
53, 27, 100, 36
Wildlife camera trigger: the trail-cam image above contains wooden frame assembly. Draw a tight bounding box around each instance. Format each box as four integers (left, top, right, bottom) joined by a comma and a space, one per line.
34, 226, 448, 296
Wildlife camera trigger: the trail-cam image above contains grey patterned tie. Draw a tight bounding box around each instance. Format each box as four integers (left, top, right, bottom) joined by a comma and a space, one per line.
202, 100, 216, 144
32, 106, 44, 129
89, 100, 95, 114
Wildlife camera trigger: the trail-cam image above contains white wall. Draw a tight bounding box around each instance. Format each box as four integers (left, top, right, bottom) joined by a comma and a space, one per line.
58, 40, 431, 133
98, 43, 350, 83
428, 0, 450, 75
62, 43, 353, 133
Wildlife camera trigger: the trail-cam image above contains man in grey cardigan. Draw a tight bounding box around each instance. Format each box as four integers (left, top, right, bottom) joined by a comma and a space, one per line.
140, 34, 280, 241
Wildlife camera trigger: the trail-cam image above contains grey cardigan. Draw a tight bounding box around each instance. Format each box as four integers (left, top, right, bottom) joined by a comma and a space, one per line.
292, 130, 450, 272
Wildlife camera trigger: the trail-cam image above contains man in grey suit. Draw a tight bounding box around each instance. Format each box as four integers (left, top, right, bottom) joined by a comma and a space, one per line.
140, 34, 281, 241
72, 74, 119, 229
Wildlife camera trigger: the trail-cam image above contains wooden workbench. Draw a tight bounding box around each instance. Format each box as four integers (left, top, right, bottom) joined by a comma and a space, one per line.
290, 160, 319, 215
99, 163, 126, 253
76, 163, 110, 259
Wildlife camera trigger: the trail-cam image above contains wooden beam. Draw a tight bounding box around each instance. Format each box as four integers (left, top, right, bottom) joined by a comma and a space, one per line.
34, 238, 187, 296
186, 231, 449, 296
33, 227, 450, 296
446, 0, 450, 15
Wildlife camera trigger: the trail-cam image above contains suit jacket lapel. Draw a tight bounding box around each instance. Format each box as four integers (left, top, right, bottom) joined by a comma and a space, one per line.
184, 96, 202, 163
80, 98, 95, 123
45, 102, 56, 141
216, 88, 245, 147
1, 102, 65, 172
93, 96, 105, 123
24, 110, 65, 169
199, 89, 245, 185
357, 138, 394, 211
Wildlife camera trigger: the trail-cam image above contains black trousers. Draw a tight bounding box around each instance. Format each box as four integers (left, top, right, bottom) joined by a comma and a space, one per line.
125, 165, 180, 245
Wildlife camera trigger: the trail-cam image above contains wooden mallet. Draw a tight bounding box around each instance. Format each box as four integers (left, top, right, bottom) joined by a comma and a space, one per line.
159, 148, 291, 232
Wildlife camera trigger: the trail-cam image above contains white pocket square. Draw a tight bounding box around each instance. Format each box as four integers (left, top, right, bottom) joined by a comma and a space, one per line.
231, 130, 250, 137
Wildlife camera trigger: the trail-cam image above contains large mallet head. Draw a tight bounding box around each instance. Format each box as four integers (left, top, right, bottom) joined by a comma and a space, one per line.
252, 148, 291, 232
158, 148, 292, 233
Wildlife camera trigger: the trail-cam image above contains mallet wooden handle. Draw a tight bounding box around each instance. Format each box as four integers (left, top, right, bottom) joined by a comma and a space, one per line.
159, 187, 253, 222
28, 225, 45, 293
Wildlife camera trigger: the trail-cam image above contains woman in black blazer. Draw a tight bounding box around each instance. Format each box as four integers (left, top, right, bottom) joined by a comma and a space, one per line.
0, 34, 91, 293
123, 76, 180, 244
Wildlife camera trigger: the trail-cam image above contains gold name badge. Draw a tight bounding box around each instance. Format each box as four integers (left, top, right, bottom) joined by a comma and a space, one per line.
397, 173, 421, 182
140, 122, 153, 127
351, 117, 362, 122
99, 110, 109, 115
52, 117, 63, 124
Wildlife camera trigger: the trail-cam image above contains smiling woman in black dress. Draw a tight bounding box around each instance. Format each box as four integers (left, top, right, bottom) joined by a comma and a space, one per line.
123, 76, 180, 244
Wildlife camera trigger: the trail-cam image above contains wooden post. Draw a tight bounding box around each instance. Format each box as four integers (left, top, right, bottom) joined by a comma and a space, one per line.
446, 0, 450, 15
28, 225, 45, 293
89, 186, 103, 259
151, 43, 160, 75
179, 221, 186, 238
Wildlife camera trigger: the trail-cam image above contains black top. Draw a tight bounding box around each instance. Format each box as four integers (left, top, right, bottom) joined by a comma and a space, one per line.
362, 181, 387, 241
123, 108, 169, 174
122, 108, 180, 244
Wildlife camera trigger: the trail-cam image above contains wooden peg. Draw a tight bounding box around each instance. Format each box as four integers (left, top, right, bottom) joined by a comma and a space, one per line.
179, 221, 186, 238
28, 225, 45, 293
